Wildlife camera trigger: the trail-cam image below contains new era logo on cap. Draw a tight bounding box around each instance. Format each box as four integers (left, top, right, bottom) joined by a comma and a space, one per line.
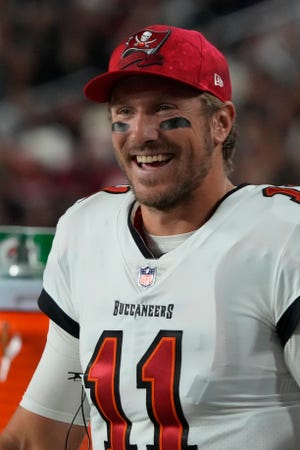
214, 73, 224, 87
84, 25, 232, 103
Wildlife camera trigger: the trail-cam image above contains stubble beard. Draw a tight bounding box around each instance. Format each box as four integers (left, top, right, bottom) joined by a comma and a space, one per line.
117, 137, 214, 211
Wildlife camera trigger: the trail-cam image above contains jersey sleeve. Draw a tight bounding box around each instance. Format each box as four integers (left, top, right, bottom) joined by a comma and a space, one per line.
20, 321, 90, 425
274, 222, 300, 346
38, 213, 80, 338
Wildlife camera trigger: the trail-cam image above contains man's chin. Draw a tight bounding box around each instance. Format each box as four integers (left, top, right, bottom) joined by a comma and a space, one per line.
133, 187, 189, 211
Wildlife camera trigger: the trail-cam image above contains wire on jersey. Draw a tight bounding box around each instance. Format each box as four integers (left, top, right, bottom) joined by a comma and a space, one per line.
64, 386, 91, 450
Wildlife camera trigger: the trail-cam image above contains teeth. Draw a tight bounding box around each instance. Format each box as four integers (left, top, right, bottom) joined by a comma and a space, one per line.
136, 154, 169, 164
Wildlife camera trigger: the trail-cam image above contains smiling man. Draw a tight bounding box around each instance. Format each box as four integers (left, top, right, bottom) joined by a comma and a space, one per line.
1, 24, 300, 450
109, 76, 235, 222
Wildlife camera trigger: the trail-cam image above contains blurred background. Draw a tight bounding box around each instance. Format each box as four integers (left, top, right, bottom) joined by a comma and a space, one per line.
0, 0, 300, 227
0, 0, 300, 440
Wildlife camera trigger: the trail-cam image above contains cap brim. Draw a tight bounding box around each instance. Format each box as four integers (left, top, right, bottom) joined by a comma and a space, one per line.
84, 69, 201, 103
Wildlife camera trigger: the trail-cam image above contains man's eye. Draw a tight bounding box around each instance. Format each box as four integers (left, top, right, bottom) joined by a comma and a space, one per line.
111, 106, 130, 119
158, 104, 177, 114
115, 107, 131, 116
158, 104, 173, 111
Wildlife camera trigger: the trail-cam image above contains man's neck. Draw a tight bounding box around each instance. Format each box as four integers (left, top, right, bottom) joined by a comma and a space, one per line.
140, 178, 235, 236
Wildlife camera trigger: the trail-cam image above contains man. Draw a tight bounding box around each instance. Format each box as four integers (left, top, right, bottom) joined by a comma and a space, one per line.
1, 24, 300, 450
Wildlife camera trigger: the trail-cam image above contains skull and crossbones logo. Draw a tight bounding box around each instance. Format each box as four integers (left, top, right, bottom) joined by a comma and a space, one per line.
133, 31, 157, 48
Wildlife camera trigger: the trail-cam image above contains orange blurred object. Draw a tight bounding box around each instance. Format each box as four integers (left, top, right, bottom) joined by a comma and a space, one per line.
0, 311, 48, 429
0, 311, 91, 449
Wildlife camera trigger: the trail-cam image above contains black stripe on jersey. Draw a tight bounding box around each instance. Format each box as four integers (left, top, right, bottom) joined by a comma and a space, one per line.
128, 202, 155, 259
38, 289, 80, 338
276, 296, 300, 346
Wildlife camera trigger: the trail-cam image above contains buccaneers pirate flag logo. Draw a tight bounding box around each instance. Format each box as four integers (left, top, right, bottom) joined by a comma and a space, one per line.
119, 28, 171, 70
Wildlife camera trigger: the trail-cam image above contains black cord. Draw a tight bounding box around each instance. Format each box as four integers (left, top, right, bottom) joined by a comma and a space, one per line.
64, 386, 91, 450
80, 387, 91, 450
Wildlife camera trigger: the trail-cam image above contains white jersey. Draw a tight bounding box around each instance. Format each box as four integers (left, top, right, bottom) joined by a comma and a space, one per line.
22, 184, 300, 450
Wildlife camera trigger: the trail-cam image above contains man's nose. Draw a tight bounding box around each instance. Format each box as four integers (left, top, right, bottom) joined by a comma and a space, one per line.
130, 114, 160, 144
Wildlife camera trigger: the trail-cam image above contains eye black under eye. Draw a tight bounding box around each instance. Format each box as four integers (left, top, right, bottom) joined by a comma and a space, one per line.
160, 117, 191, 130
112, 122, 130, 132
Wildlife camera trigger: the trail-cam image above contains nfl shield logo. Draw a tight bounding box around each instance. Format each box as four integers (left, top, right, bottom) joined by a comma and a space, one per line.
138, 266, 156, 287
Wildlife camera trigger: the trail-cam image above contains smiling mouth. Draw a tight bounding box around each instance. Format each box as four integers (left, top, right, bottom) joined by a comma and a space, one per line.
136, 154, 172, 167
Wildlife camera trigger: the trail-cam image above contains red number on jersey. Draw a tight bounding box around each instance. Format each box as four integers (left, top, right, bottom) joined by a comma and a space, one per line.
85, 331, 136, 450
85, 330, 197, 450
137, 331, 197, 450
263, 186, 300, 203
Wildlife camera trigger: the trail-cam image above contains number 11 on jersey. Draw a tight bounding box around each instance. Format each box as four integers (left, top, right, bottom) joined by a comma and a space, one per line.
85, 330, 198, 450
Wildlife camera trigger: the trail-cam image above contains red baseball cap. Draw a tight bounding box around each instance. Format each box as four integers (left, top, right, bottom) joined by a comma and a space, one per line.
84, 24, 232, 103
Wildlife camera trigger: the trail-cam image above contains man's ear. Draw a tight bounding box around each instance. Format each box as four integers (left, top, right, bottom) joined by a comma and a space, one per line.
211, 102, 236, 145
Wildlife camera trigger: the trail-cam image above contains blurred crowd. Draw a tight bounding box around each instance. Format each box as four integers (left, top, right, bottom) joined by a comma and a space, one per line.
0, 0, 300, 227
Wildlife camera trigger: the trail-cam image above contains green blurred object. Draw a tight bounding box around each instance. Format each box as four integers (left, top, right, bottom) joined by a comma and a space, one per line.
0, 226, 55, 279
